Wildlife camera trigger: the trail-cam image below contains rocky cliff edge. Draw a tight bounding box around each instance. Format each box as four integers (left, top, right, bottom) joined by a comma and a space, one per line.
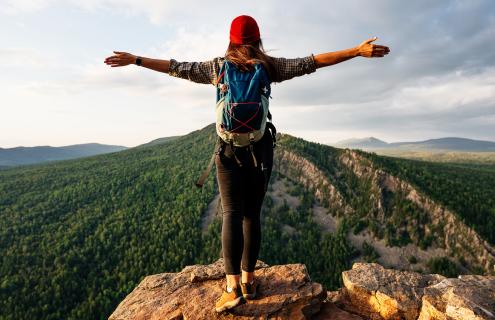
109, 259, 495, 320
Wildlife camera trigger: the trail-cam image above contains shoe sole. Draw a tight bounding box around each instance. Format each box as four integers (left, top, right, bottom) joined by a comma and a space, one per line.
215, 296, 244, 313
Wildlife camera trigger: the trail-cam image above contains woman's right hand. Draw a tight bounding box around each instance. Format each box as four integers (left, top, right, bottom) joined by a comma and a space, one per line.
104, 51, 136, 67
357, 37, 390, 58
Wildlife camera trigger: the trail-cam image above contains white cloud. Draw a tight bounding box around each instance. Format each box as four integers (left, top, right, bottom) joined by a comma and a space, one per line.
1, 0, 495, 146
0, 0, 52, 14
390, 67, 495, 114
0, 48, 52, 67
276, 66, 495, 142
149, 27, 226, 61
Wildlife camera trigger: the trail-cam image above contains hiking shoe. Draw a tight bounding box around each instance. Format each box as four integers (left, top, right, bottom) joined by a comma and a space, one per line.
215, 285, 244, 312
240, 280, 257, 299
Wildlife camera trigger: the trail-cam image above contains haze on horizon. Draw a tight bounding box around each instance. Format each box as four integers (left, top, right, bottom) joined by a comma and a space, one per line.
1, 0, 494, 148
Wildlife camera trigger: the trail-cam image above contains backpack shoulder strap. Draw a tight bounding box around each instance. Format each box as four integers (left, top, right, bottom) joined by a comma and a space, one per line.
216, 59, 229, 85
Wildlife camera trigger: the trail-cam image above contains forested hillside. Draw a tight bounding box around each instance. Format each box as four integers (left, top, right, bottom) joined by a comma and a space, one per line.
273, 135, 495, 275
0, 126, 218, 319
361, 151, 495, 244
1, 124, 494, 320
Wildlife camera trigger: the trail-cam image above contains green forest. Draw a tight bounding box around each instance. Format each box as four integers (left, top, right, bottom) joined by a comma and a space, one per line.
1, 124, 494, 319
361, 150, 495, 245
276, 135, 495, 248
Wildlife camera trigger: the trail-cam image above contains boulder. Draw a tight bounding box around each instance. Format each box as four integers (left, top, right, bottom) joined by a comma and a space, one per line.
418, 275, 495, 320
341, 263, 445, 320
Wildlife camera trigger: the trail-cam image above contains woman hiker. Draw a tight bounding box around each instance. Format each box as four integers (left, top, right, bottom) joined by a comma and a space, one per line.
104, 15, 389, 313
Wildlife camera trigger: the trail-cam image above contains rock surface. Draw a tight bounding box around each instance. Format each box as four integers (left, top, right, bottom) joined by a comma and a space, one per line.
109, 258, 327, 320
313, 291, 364, 320
341, 262, 445, 320
339, 262, 495, 320
109, 260, 495, 320
418, 275, 495, 320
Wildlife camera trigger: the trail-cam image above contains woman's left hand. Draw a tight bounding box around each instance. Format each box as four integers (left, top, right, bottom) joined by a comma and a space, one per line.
357, 37, 390, 58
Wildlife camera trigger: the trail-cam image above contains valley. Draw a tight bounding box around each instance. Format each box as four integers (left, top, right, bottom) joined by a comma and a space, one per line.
1, 124, 494, 320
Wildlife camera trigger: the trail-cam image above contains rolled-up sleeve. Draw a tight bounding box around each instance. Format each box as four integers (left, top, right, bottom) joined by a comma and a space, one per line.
273, 54, 317, 83
168, 58, 223, 85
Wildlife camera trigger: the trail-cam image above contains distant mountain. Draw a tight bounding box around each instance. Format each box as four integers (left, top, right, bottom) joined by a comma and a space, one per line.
335, 137, 388, 149
0, 143, 128, 167
334, 137, 495, 152
389, 137, 495, 151
137, 136, 181, 148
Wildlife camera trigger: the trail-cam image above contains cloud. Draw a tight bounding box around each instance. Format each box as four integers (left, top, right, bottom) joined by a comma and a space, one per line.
0, 0, 53, 15
2, 0, 495, 146
0, 48, 52, 67
148, 27, 226, 61
390, 68, 495, 113
277, 66, 495, 142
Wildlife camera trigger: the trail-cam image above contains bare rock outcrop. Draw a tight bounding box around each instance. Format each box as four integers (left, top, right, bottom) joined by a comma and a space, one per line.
274, 148, 353, 216
338, 262, 495, 320
340, 262, 445, 320
418, 275, 495, 320
109, 259, 495, 320
109, 258, 327, 320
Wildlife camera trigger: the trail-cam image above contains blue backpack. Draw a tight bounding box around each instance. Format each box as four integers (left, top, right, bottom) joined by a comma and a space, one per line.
215, 59, 271, 147
196, 59, 277, 188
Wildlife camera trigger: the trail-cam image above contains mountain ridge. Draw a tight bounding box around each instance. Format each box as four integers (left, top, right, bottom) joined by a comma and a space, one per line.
334, 136, 495, 152
274, 134, 495, 274
0, 142, 128, 167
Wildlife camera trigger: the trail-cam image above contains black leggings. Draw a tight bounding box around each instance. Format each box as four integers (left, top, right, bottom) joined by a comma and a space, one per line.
215, 129, 273, 275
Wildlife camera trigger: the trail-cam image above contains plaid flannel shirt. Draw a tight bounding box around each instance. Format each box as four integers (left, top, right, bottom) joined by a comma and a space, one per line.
168, 55, 317, 85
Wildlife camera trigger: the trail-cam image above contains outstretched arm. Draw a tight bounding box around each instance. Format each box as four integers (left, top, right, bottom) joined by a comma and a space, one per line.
104, 52, 218, 84
314, 37, 390, 68
104, 52, 171, 73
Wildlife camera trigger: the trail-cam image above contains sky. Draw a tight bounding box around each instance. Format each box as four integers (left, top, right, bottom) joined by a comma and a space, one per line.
1, 0, 494, 148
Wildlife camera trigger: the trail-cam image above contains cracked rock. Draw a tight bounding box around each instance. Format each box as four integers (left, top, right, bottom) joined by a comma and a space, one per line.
418, 274, 495, 320
341, 262, 445, 320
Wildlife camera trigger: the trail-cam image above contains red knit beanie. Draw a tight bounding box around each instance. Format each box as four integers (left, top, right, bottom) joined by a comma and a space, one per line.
229, 15, 260, 45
